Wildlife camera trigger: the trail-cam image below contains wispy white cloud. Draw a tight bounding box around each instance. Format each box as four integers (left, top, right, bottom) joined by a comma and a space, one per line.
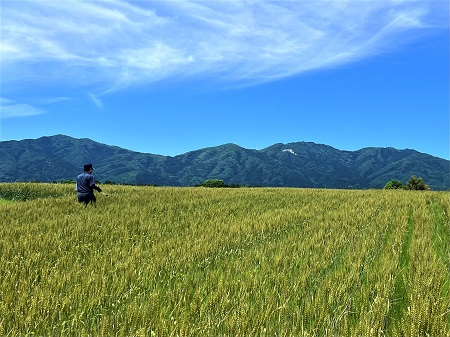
88, 93, 104, 110
33, 97, 71, 104
0, 98, 46, 118
1, 0, 448, 91
0, 96, 71, 119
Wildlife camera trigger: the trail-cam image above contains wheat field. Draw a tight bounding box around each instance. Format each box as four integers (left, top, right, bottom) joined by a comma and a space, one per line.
0, 183, 449, 336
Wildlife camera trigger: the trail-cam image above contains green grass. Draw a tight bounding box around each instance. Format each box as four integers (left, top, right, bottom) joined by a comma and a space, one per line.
0, 183, 449, 336
0, 198, 14, 205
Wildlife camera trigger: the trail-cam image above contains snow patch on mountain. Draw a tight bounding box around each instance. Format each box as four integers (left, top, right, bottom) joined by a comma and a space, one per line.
282, 149, 297, 155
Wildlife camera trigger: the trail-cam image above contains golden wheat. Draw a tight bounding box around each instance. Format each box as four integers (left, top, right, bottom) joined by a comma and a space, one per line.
0, 183, 448, 336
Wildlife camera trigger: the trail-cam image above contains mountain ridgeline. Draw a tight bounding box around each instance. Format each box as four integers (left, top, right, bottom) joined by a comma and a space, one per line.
0, 135, 448, 190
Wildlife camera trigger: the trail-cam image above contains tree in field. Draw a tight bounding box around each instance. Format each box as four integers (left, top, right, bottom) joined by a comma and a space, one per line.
201, 179, 228, 188
384, 180, 405, 189
406, 175, 430, 190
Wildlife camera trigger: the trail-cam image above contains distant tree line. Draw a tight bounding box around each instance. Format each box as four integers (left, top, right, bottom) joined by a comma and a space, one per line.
53, 176, 432, 190
384, 176, 430, 190
195, 179, 247, 188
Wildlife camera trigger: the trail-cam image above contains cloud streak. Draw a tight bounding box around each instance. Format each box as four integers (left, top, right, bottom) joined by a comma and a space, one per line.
88, 93, 104, 110
1, 0, 447, 92
0, 98, 46, 119
0, 96, 71, 119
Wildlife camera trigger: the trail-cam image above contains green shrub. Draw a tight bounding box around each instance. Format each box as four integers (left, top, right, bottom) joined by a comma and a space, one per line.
407, 176, 430, 190
384, 180, 405, 190
201, 179, 228, 188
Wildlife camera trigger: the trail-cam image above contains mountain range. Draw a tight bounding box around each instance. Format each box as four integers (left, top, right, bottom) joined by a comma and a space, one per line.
0, 135, 448, 190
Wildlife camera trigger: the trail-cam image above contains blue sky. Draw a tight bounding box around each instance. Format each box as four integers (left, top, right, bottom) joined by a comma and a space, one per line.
1, 0, 449, 159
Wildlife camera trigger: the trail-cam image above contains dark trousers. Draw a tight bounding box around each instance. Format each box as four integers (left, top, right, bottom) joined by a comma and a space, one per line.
77, 192, 96, 205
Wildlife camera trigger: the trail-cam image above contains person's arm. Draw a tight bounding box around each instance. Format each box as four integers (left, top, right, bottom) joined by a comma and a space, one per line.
92, 184, 102, 192
89, 175, 102, 192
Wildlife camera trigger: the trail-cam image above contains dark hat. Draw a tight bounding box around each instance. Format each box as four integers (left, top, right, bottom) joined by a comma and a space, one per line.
84, 163, 94, 171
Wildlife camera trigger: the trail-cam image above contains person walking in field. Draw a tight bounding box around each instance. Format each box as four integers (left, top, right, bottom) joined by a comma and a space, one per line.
76, 163, 102, 205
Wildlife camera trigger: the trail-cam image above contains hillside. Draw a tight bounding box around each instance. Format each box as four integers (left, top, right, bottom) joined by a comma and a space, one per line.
0, 135, 448, 190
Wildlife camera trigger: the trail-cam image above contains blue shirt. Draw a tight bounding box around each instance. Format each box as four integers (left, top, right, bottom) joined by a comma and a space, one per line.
76, 173, 96, 193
